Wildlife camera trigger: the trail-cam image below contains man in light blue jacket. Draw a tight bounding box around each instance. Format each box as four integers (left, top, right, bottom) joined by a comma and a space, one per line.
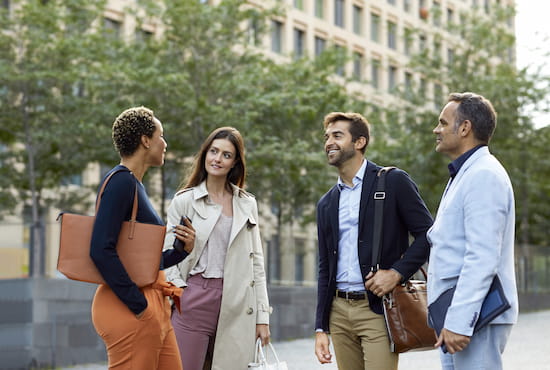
427, 92, 518, 370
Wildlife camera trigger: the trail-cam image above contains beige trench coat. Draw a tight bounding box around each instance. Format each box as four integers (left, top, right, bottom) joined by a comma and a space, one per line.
163, 181, 270, 370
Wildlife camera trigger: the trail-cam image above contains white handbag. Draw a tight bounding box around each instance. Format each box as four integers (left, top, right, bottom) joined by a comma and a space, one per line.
248, 339, 288, 370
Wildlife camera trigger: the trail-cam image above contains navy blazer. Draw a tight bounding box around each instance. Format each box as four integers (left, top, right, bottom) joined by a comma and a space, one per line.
315, 160, 433, 331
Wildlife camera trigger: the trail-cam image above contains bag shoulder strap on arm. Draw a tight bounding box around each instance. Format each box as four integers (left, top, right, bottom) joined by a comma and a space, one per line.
371, 166, 396, 272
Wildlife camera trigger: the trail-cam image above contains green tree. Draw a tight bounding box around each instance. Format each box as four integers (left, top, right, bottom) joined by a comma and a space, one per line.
374, 4, 550, 241
0, 0, 135, 276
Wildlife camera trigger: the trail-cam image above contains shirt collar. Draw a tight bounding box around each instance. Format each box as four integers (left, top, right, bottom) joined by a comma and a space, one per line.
338, 159, 366, 190
448, 144, 486, 178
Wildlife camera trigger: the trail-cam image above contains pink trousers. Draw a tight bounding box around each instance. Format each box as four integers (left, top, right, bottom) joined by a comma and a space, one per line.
171, 274, 223, 370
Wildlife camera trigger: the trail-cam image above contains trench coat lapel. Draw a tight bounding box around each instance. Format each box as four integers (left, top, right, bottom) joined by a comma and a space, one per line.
228, 185, 255, 248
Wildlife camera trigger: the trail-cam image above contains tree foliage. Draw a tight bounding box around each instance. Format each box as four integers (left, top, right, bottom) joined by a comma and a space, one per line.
374, 4, 550, 245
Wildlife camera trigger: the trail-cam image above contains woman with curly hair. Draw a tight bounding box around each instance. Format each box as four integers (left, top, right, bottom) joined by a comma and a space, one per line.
163, 127, 271, 370
90, 107, 194, 369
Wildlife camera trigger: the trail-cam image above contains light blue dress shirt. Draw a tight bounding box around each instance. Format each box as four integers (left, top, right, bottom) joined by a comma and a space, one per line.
336, 159, 367, 292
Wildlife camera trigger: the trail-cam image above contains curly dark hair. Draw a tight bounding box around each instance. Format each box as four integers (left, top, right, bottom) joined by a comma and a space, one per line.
112, 106, 156, 157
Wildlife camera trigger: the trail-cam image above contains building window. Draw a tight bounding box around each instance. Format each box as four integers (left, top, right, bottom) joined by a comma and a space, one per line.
447, 8, 454, 25
419, 0, 428, 20
434, 83, 443, 109
388, 65, 398, 92
334, 0, 344, 28
271, 20, 283, 54
447, 48, 454, 66
387, 21, 397, 50
371, 59, 380, 88
404, 27, 413, 56
370, 13, 380, 42
294, 0, 304, 10
293, 28, 305, 59
335, 45, 345, 76
353, 5, 362, 35
404, 72, 413, 99
315, 0, 324, 19
135, 29, 153, 42
353, 52, 363, 81
294, 238, 305, 284
404, 0, 411, 12
484, 0, 490, 14
248, 17, 261, 46
103, 18, 122, 39
2, 0, 9, 10
387, 0, 396, 5
432, 1, 441, 27
315, 36, 326, 56
419, 78, 427, 98
419, 34, 427, 51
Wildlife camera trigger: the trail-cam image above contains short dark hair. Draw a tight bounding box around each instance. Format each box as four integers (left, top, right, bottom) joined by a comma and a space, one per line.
323, 112, 370, 153
112, 106, 156, 157
448, 92, 497, 144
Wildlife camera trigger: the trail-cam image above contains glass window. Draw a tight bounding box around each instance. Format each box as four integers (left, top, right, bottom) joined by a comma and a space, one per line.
334, 0, 344, 28
294, 28, 305, 59
371, 59, 380, 88
2, 0, 9, 10
370, 13, 380, 42
315, 36, 326, 56
248, 18, 260, 46
447, 48, 454, 66
419, 78, 427, 98
434, 83, 443, 109
103, 18, 121, 39
135, 29, 153, 42
353, 5, 362, 35
294, 0, 304, 10
388, 65, 398, 92
353, 52, 363, 81
335, 45, 345, 76
405, 72, 413, 98
387, 0, 396, 5
387, 21, 397, 50
271, 20, 283, 54
419, 34, 427, 50
432, 1, 441, 26
404, 0, 411, 12
404, 28, 413, 56
447, 8, 454, 25
315, 0, 324, 19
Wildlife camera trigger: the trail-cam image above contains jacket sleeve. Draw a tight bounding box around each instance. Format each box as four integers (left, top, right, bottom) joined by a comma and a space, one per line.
162, 194, 188, 288
390, 169, 433, 280
250, 198, 271, 325
90, 171, 147, 315
315, 198, 330, 331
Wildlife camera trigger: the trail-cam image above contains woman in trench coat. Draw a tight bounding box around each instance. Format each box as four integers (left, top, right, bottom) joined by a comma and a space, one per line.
163, 127, 270, 370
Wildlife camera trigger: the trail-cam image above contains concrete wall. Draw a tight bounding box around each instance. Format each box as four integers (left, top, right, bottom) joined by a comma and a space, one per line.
2, 278, 548, 369
0, 278, 105, 370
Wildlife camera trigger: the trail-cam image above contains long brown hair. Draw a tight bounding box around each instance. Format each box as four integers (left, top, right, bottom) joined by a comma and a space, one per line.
181, 127, 247, 191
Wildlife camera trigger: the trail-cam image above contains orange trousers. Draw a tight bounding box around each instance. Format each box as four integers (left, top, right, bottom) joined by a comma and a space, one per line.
91, 271, 183, 370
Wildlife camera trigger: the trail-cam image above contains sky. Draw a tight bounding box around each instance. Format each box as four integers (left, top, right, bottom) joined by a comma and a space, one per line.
515, 0, 550, 128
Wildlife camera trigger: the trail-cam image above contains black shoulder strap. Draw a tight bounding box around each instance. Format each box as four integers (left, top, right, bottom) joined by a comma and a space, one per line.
370, 166, 396, 272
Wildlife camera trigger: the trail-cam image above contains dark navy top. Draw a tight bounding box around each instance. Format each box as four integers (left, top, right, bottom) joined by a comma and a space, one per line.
90, 165, 187, 314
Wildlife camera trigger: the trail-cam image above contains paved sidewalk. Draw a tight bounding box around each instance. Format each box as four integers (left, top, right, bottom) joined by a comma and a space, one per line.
63, 310, 550, 369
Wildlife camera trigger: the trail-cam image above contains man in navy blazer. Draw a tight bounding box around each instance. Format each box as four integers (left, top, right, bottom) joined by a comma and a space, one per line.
428, 92, 518, 369
314, 112, 433, 369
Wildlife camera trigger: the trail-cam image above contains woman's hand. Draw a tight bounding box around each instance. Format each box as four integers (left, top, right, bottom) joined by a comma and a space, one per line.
256, 324, 270, 345
173, 217, 196, 253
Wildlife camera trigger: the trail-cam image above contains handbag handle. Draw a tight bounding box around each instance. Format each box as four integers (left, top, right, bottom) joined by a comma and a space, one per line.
254, 338, 280, 365
94, 169, 139, 235
370, 166, 395, 272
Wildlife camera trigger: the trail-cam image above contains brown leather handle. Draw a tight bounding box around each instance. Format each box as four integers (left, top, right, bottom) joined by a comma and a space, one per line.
94, 169, 138, 222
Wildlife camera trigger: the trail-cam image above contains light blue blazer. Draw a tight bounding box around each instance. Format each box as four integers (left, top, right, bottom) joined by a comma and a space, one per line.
427, 146, 518, 336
